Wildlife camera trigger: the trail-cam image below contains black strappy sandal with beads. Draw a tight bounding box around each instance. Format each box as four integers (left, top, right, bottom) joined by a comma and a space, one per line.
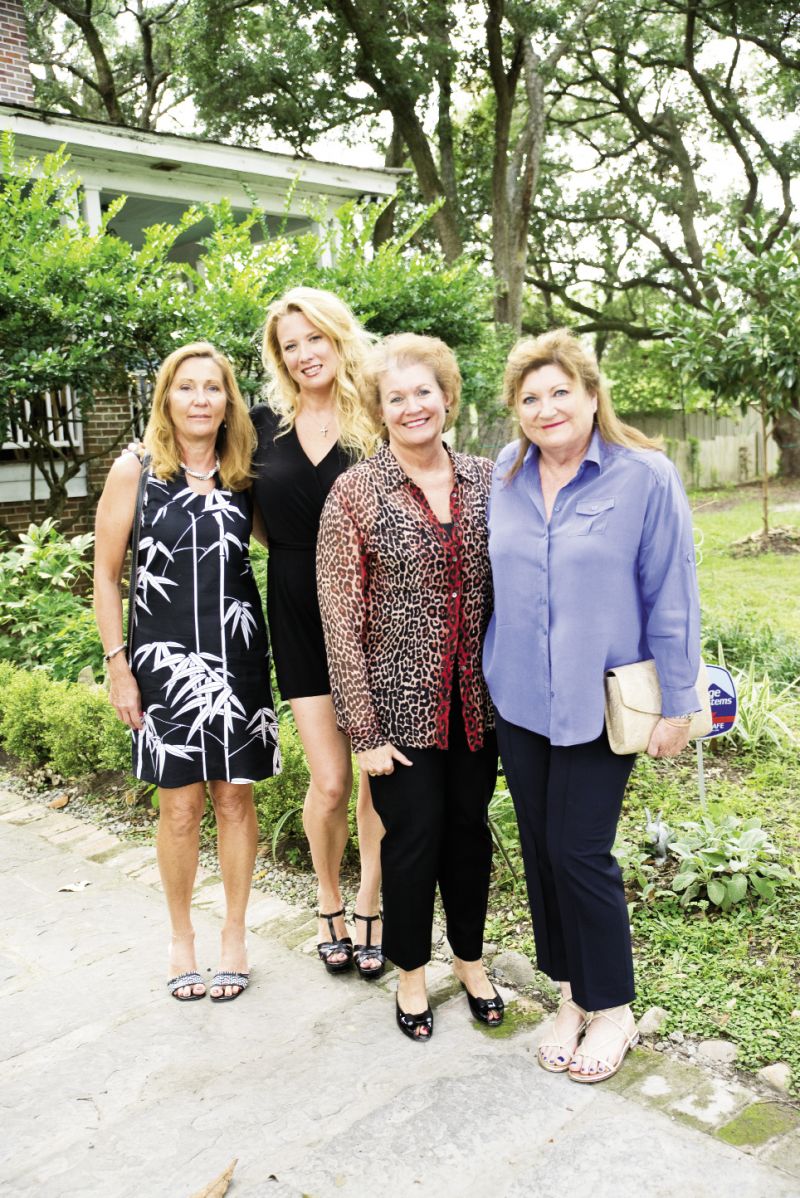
317, 908, 354, 974
352, 911, 386, 981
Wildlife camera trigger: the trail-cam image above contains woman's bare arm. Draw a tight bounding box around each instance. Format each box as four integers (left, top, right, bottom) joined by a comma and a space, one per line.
93, 455, 145, 730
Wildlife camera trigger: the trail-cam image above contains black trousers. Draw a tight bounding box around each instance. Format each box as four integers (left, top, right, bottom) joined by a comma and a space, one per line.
369, 693, 498, 972
495, 712, 636, 1011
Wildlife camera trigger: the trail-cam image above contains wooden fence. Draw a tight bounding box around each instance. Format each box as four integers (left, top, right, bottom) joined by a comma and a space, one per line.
465, 407, 778, 488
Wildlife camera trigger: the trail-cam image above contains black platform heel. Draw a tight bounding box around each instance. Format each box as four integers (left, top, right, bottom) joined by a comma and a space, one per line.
462, 982, 505, 1026
317, 908, 353, 974
353, 911, 386, 981
396, 997, 434, 1042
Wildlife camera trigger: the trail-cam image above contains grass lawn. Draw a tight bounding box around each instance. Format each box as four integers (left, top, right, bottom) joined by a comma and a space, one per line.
692, 481, 800, 638
485, 479, 800, 1090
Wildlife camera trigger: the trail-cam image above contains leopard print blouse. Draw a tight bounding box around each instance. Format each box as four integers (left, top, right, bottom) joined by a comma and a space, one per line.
317, 443, 494, 754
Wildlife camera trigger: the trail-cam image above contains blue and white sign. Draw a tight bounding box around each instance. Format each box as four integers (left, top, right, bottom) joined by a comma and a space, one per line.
703, 665, 737, 738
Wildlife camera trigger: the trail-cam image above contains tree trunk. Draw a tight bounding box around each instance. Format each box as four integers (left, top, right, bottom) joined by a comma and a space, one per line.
760, 395, 770, 538
771, 399, 800, 479
373, 123, 405, 248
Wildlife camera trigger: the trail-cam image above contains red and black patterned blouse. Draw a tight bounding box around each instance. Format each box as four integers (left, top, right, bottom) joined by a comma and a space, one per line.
317, 442, 494, 754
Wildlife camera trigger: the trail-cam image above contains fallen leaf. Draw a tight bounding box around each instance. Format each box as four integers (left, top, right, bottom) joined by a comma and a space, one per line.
48, 794, 69, 810
189, 1159, 238, 1198
58, 880, 91, 893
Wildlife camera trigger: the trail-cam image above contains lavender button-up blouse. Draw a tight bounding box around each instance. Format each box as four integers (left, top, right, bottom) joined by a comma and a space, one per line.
483, 431, 702, 747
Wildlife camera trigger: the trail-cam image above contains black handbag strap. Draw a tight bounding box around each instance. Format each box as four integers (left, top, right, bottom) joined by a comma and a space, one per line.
127, 453, 152, 658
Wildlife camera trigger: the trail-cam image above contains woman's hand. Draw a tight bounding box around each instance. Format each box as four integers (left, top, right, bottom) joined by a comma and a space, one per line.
357, 743, 413, 778
108, 658, 144, 731
646, 717, 693, 759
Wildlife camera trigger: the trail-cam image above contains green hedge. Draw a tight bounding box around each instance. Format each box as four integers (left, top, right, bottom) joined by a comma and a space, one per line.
0, 665, 130, 775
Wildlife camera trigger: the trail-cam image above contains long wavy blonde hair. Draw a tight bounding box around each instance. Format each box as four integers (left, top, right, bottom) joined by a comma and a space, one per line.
503, 328, 662, 480
261, 287, 378, 460
144, 342, 255, 490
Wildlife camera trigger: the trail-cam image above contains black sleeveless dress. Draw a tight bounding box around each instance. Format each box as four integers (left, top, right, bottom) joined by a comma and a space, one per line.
129, 471, 281, 787
250, 404, 352, 700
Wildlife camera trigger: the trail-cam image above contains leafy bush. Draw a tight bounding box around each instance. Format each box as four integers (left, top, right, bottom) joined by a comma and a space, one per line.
43, 607, 105, 682
671, 815, 792, 911
42, 682, 131, 777
0, 520, 102, 680
0, 669, 57, 765
0, 660, 18, 725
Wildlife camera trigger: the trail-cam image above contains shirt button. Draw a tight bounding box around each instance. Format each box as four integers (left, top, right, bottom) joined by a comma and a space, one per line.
451, 592, 458, 598
591, 504, 598, 511
550, 690, 555, 698
554, 504, 560, 512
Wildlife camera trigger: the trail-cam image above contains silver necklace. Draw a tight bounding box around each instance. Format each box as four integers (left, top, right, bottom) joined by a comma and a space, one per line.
181, 457, 220, 481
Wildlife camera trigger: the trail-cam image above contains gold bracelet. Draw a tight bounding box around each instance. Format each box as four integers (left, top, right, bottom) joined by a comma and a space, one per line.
663, 715, 692, 727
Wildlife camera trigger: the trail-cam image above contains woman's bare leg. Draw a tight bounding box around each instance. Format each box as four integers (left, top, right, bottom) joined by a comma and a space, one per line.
397, 966, 431, 1038
209, 780, 258, 998
157, 782, 207, 997
353, 771, 384, 965
291, 695, 354, 964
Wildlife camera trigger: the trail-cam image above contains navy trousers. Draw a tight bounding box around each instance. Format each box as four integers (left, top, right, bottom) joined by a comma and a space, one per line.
369, 691, 498, 972
495, 712, 636, 1011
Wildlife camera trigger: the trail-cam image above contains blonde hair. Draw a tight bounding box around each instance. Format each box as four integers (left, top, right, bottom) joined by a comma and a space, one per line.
144, 342, 255, 491
362, 333, 462, 442
261, 287, 378, 460
503, 328, 661, 479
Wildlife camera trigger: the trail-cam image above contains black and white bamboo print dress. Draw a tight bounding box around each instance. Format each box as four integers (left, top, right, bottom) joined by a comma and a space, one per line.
129, 472, 281, 787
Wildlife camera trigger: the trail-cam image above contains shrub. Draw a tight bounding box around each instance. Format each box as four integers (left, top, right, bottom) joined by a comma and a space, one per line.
0, 661, 18, 725
0, 669, 58, 765
42, 682, 131, 777
0, 519, 101, 680
43, 607, 105, 682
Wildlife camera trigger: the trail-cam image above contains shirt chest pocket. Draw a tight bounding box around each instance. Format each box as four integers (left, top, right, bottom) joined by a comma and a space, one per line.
568, 497, 615, 536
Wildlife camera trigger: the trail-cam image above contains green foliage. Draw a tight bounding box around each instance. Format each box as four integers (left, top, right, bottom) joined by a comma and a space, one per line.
42, 683, 131, 778
0, 520, 103, 680
253, 712, 309, 858
726, 660, 799, 753
0, 660, 19, 726
670, 815, 793, 911
701, 615, 800, 685
22, 0, 188, 129
603, 340, 708, 416
0, 670, 56, 765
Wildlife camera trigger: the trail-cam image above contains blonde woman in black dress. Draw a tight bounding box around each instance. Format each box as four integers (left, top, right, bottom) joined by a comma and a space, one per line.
255, 287, 385, 978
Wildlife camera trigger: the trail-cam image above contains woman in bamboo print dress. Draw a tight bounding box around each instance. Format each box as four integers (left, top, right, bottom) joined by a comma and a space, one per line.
94, 343, 280, 1002
254, 287, 385, 979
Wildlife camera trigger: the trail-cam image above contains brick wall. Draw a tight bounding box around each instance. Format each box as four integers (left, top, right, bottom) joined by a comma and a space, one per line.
84, 391, 137, 499
0, 495, 89, 539
0, 0, 34, 105
0, 390, 134, 541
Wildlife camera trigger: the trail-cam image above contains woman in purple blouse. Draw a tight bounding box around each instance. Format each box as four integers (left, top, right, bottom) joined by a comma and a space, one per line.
484, 329, 702, 1084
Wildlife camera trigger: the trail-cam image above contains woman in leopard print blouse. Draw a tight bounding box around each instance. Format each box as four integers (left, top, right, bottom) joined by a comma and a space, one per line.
317, 333, 503, 1042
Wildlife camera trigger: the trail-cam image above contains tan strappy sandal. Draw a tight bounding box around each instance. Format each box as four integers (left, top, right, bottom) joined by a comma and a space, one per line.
537, 997, 587, 1073
568, 1007, 639, 1084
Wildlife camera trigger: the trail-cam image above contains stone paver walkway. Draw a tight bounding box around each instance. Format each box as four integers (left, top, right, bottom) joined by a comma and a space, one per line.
1, 788, 798, 1197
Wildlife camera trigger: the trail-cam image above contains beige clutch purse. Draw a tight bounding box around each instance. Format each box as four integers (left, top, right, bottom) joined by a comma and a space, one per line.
604, 659, 712, 755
